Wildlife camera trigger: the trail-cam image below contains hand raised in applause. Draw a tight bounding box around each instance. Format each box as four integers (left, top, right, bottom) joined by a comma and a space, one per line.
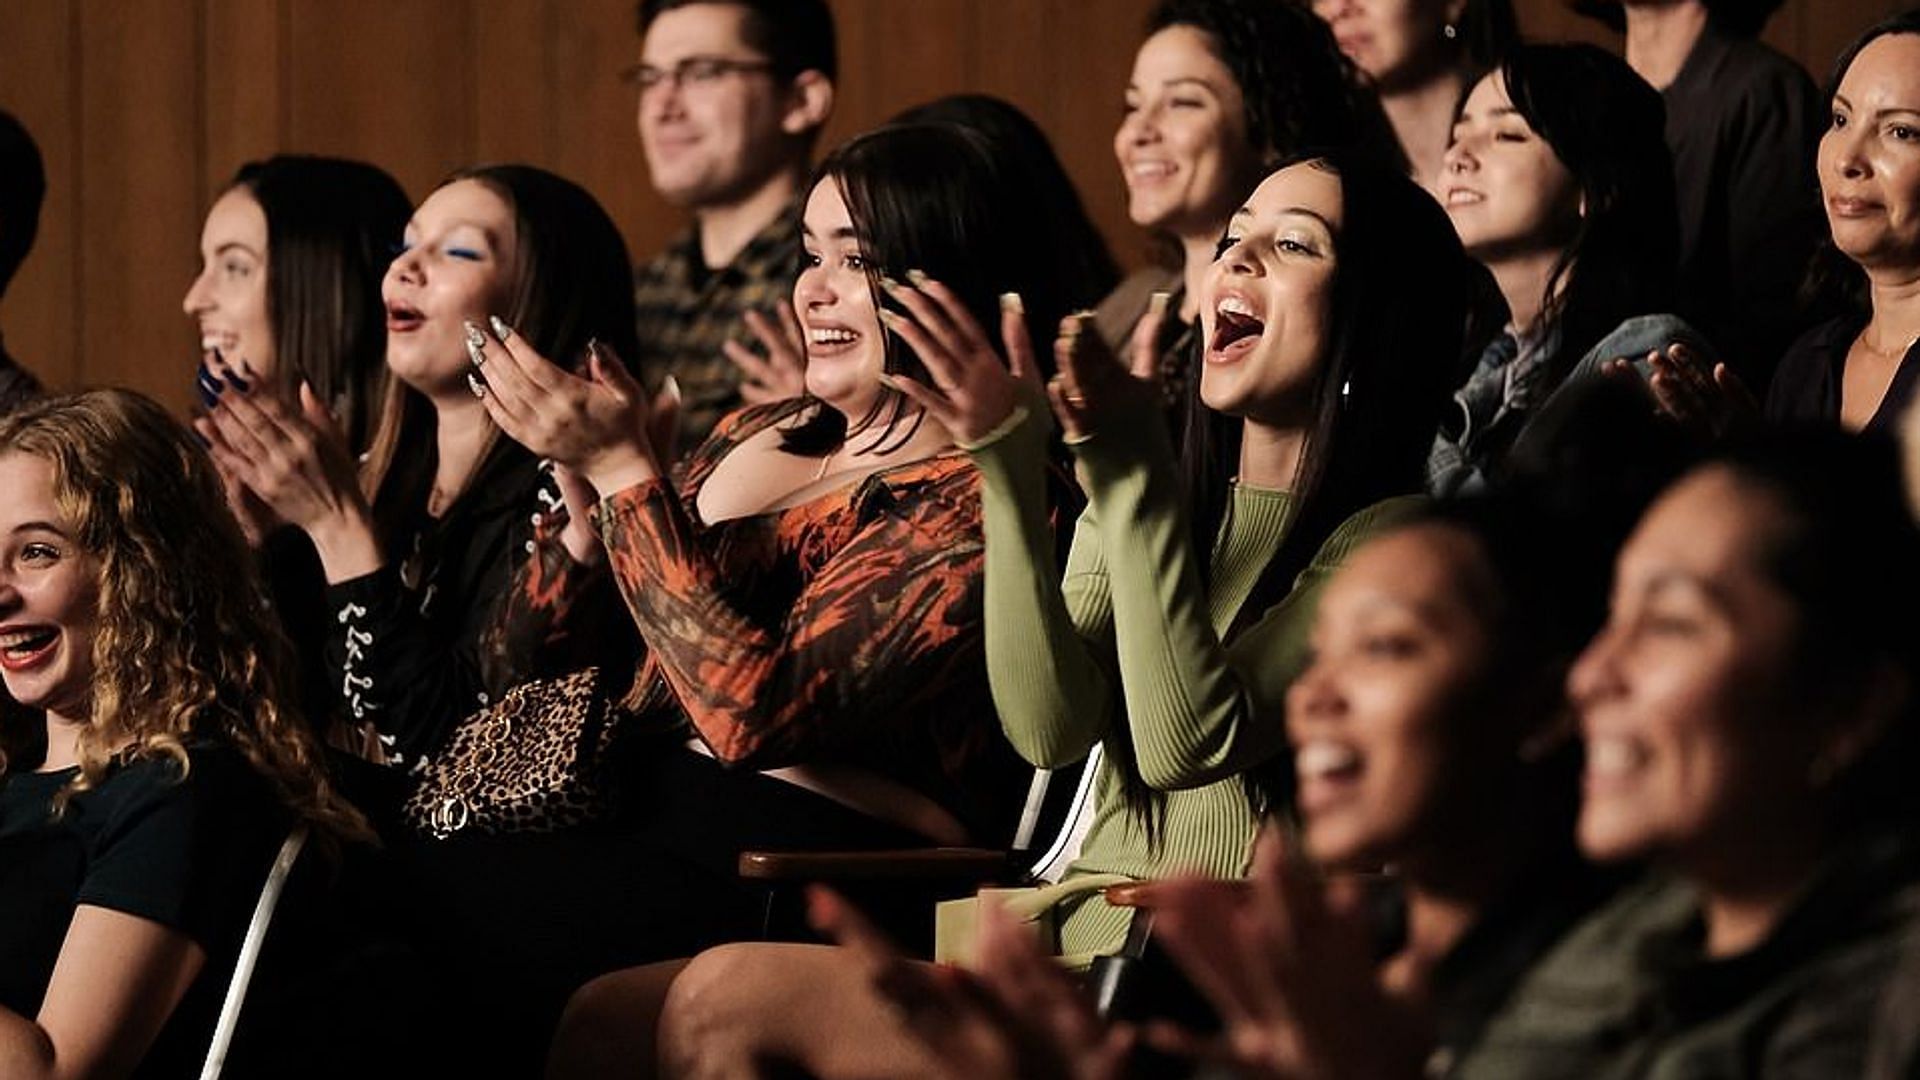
862, 274, 1043, 447
469, 317, 679, 501
194, 355, 380, 580
810, 885, 1133, 1080
725, 300, 810, 405
1147, 824, 1428, 1080
1047, 292, 1169, 442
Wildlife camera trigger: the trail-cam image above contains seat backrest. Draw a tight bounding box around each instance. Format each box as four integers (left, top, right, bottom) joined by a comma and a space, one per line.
1020, 745, 1104, 884
198, 824, 308, 1080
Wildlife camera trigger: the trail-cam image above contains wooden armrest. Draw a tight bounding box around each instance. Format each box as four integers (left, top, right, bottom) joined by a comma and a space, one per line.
738, 847, 1015, 882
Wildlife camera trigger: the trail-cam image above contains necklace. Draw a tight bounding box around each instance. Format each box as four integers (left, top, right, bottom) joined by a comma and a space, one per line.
1860, 325, 1920, 360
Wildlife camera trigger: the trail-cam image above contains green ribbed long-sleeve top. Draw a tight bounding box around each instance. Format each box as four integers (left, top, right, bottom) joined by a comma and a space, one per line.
971, 402, 1419, 958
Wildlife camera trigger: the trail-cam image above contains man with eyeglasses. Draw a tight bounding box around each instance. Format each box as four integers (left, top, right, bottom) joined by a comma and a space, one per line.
629, 0, 836, 450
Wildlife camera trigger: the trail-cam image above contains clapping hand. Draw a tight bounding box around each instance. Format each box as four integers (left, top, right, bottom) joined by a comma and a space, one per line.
467, 317, 677, 500
1147, 825, 1426, 1080
725, 300, 810, 405
810, 886, 1134, 1080
1047, 292, 1169, 442
1603, 344, 1758, 440
865, 274, 1041, 447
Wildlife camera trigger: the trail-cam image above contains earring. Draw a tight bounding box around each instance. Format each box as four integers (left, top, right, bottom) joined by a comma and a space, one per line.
1443, 22, 1459, 40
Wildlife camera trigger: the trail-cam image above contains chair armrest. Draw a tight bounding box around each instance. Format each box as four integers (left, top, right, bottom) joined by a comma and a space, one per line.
738, 847, 1016, 882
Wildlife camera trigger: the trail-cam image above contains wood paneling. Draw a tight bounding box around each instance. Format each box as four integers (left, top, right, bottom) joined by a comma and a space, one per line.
0, 0, 1907, 409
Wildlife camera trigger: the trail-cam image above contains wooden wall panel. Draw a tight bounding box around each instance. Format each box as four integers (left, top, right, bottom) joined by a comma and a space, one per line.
0, 0, 1911, 404
0, 0, 77, 397
76, 0, 203, 411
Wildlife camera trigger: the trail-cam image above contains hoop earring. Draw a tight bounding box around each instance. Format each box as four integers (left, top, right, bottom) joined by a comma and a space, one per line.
1443, 22, 1459, 40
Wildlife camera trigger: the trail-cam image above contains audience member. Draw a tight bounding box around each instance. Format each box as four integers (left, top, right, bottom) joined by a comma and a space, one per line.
0, 389, 370, 1079
727, 94, 1123, 403
0, 110, 44, 414
1311, 0, 1520, 191
1579, 0, 1824, 384
183, 155, 411, 743
631, 0, 836, 448
1767, 12, 1920, 433
1452, 430, 1920, 1076
1430, 42, 1703, 494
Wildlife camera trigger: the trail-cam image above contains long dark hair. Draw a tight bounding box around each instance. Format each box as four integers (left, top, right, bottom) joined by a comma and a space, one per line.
1183, 150, 1471, 630
229, 155, 410, 454
1106, 149, 1475, 832
362, 165, 640, 533
1491, 43, 1679, 380
779, 122, 1076, 456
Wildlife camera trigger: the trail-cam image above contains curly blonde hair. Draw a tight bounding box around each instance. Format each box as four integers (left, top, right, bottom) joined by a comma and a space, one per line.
0, 389, 371, 843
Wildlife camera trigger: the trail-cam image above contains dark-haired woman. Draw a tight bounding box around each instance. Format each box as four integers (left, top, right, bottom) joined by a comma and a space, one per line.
183, 155, 411, 745
1447, 430, 1920, 1077
1768, 12, 1920, 434
199, 165, 642, 769
1098, 0, 1384, 432
185, 155, 409, 462
1311, 0, 1519, 192
727, 94, 1120, 404
1430, 43, 1710, 494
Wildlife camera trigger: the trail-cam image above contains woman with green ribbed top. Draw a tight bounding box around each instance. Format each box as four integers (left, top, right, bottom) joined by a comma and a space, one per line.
885, 147, 1479, 962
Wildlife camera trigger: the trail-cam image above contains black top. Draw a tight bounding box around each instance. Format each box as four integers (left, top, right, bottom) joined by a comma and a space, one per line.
324, 444, 564, 768
0, 745, 287, 1079
1766, 311, 1920, 433
1663, 22, 1825, 385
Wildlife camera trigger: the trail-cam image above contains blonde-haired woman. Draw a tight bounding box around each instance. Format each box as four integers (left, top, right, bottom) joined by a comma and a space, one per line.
0, 389, 367, 1079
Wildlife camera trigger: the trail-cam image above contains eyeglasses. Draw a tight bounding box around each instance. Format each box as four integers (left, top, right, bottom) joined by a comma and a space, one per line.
620, 56, 776, 94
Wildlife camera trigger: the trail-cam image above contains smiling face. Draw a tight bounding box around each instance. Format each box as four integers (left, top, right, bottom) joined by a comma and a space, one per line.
795, 177, 886, 419
1113, 25, 1260, 240
1311, 0, 1463, 91
1287, 524, 1501, 868
0, 453, 99, 728
1570, 468, 1830, 868
636, 2, 797, 209
1441, 73, 1582, 264
382, 179, 519, 398
1197, 161, 1343, 425
1819, 33, 1920, 274
183, 187, 276, 376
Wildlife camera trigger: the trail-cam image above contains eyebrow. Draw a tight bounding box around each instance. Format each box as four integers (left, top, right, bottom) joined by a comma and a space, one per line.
403, 219, 502, 246
1127, 77, 1220, 95
1456, 105, 1523, 125
10, 521, 66, 538
800, 224, 859, 241
211, 242, 261, 259
1640, 569, 1737, 615
1833, 94, 1920, 119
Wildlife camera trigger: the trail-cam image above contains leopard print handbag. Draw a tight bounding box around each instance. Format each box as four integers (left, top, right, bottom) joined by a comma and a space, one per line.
402, 666, 622, 838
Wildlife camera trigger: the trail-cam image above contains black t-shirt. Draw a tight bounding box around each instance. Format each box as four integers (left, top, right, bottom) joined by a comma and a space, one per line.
0, 745, 288, 1078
